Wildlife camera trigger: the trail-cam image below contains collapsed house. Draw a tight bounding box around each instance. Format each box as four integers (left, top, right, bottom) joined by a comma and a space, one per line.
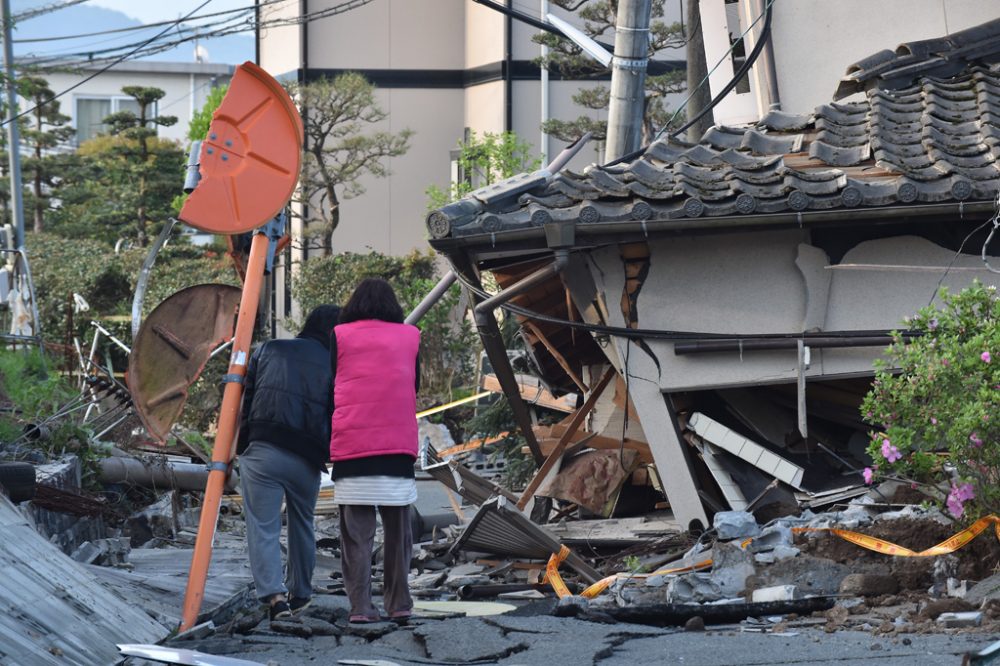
426, 20, 1000, 532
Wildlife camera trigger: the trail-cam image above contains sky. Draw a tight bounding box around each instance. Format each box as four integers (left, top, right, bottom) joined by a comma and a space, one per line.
86, 0, 252, 24
11, 0, 255, 64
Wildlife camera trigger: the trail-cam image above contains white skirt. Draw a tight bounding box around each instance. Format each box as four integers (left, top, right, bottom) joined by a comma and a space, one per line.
333, 475, 417, 506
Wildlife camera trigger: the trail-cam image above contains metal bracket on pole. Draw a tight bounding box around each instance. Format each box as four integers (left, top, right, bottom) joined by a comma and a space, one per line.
260, 211, 287, 275
220, 374, 244, 385
205, 461, 230, 473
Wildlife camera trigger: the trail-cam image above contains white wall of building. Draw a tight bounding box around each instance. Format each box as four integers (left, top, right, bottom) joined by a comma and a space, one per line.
39, 62, 233, 147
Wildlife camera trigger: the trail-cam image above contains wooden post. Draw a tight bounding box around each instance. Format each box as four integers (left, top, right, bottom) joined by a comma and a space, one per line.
179, 231, 269, 631
516, 366, 616, 511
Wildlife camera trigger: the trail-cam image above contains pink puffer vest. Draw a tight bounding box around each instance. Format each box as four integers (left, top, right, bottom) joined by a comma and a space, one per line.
329, 320, 420, 462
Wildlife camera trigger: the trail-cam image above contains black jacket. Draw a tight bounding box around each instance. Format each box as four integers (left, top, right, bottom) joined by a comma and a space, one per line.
237, 337, 333, 469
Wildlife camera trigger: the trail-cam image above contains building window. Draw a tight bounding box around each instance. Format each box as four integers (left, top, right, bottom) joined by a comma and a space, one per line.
74, 96, 152, 144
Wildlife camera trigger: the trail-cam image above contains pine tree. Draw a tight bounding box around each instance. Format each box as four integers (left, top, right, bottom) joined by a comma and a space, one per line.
535, 0, 688, 144
104, 86, 178, 246
18, 76, 74, 233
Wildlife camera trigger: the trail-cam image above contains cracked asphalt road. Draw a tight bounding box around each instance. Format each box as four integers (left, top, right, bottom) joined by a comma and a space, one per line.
180, 595, 998, 665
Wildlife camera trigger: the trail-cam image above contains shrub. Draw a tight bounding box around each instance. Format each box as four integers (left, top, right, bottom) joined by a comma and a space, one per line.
861, 282, 1000, 520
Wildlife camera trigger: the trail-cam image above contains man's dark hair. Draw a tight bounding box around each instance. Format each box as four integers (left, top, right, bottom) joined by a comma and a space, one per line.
339, 278, 404, 324
298, 304, 341, 348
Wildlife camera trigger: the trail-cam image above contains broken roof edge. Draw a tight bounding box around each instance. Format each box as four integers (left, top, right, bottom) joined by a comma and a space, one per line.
428, 199, 995, 255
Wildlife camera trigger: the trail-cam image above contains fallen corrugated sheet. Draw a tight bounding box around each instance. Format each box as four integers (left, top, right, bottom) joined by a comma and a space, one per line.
452, 496, 602, 583
0, 494, 168, 665
88, 546, 253, 628
424, 459, 519, 506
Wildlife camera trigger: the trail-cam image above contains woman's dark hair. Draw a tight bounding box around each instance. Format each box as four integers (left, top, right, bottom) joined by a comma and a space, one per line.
298, 304, 341, 348
339, 278, 404, 324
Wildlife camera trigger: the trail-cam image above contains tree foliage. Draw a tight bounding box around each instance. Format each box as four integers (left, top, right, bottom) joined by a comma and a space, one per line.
285, 74, 412, 254
426, 130, 542, 209
861, 283, 1000, 520
187, 84, 228, 142
536, 0, 686, 143
291, 250, 476, 408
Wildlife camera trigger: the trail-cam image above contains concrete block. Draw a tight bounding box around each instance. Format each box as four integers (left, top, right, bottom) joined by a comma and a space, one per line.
70, 541, 102, 565
751, 524, 794, 552
754, 545, 800, 564
839, 573, 899, 597
751, 585, 799, 603
966, 572, 1000, 605
667, 573, 724, 604
713, 511, 760, 541
937, 611, 982, 628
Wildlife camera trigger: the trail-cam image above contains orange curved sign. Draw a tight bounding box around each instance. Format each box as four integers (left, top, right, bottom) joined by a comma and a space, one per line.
180, 62, 304, 235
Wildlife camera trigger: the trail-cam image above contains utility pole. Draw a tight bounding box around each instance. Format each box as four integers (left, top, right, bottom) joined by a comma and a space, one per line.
0, 0, 24, 249
604, 0, 652, 163
685, 0, 714, 142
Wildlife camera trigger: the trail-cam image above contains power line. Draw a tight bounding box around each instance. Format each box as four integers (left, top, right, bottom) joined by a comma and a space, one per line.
17, 0, 373, 68
13, 0, 286, 44
1, 0, 214, 127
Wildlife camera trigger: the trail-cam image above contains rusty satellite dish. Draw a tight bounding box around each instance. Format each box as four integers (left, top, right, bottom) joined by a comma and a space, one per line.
179, 61, 304, 235
128, 284, 243, 442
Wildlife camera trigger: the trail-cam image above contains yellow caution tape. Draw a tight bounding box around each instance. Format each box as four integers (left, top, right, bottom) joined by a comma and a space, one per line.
415, 391, 491, 420
543, 515, 1000, 600
793, 514, 1000, 557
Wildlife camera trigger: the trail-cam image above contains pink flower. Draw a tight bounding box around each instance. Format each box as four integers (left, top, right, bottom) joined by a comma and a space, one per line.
881, 438, 902, 463
970, 433, 984, 448
931, 417, 938, 425
946, 482, 976, 519
983, 351, 993, 364
862, 467, 874, 485
942, 358, 951, 367
929, 318, 939, 331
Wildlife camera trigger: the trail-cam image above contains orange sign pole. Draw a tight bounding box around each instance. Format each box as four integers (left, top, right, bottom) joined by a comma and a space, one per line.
179, 231, 269, 631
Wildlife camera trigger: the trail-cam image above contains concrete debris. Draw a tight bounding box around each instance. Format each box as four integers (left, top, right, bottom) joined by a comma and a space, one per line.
70, 537, 130, 566
938, 611, 983, 628
752, 585, 800, 603
713, 511, 761, 540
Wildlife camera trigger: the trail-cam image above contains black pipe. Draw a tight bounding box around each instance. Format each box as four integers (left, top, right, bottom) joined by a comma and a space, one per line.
505, 0, 513, 132
673, 336, 900, 355
457, 583, 558, 599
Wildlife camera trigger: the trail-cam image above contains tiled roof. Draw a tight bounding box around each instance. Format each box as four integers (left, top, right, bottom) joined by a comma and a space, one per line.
427, 23, 1000, 242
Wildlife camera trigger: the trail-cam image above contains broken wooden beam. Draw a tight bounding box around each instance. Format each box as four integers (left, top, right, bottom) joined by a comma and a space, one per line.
516, 367, 616, 511
480, 373, 577, 413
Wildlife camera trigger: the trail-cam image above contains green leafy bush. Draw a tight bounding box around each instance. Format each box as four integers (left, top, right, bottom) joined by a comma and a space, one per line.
292, 250, 477, 408
862, 282, 1000, 520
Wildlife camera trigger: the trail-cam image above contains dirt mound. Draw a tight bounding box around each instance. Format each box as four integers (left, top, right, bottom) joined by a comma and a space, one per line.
797, 518, 1000, 591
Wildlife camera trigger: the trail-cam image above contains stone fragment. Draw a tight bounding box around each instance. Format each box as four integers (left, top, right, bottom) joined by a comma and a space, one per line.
937, 611, 982, 628
344, 621, 398, 639
751, 585, 799, 603
713, 511, 760, 540
553, 595, 589, 617
269, 620, 313, 638
684, 616, 705, 632
300, 617, 341, 636
838, 573, 899, 597
965, 571, 1000, 605
920, 597, 974, 620
747, 555, 850, 596
410, 572, 446, 590
750, 524, 793, 552
710, 541, 756, 597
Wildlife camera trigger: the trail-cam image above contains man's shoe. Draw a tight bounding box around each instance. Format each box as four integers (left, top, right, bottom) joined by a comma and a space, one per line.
289, 597, 312, 614
269, 600, 293, 621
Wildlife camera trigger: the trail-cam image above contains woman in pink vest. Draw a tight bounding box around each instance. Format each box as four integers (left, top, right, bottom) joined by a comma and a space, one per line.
329, 278, 420, 623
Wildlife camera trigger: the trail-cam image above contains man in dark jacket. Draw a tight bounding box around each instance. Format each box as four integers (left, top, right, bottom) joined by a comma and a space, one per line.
237, 304, 340, 621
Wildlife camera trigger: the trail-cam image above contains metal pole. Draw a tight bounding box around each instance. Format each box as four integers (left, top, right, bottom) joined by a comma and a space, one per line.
540, 0, 549, 163
0, 0, 24, 249
685, 0, 714, 142
604, 0, 652, 163
180, 231, 270, 632
404, 271, 457, 326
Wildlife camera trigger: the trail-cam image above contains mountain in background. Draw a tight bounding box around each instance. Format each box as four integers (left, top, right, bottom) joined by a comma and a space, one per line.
11, 1, 254, 65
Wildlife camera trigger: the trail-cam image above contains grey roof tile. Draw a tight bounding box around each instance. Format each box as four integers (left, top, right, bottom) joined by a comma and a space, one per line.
740, 128, 804, 155
760, 109, 814, 131
428, 19, 1000, 240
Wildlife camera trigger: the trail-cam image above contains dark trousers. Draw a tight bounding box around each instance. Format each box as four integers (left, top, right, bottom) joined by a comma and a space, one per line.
339, 504, 413, 617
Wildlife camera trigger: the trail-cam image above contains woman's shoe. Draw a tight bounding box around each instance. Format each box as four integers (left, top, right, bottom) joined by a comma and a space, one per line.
348, 614, 381, 624
269, 600, 293, 621
289, 597, 312, 614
